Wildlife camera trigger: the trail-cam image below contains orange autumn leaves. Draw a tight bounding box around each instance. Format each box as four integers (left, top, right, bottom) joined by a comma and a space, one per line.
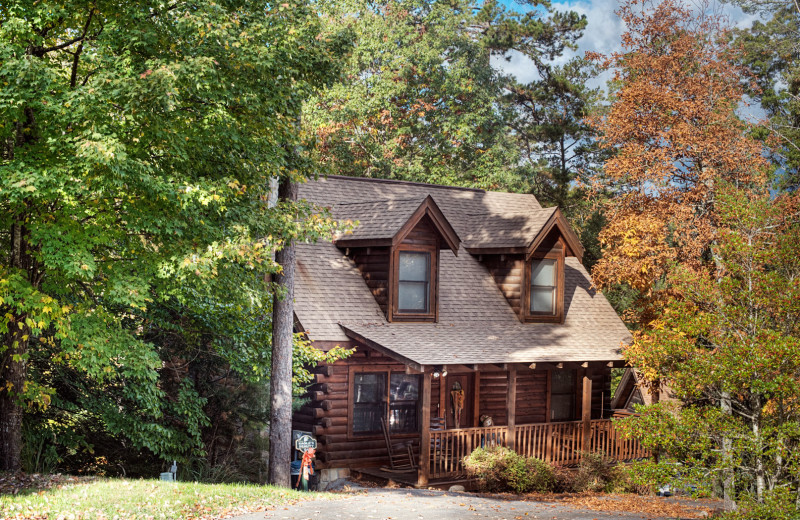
588, 0, 769, 301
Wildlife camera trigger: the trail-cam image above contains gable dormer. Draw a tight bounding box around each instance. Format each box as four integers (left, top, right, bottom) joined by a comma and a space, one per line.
474, 208, 583, 324
334, 196, 460, 323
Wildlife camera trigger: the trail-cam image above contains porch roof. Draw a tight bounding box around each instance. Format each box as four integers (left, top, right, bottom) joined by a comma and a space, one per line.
340, 320, 626, 370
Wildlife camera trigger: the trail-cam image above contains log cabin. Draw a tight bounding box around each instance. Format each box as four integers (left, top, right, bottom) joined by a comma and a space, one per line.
292, 175, 644, 488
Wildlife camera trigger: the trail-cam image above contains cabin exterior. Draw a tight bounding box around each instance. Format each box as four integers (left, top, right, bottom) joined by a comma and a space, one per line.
292, 176, 643, 488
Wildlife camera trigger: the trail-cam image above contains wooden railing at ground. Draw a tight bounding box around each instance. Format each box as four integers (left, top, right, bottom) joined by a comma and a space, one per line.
428, 419, 648, 480
430, 426, 508, 479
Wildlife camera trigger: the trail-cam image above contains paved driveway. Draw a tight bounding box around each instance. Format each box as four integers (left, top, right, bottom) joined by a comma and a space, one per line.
232, 488, 714, 520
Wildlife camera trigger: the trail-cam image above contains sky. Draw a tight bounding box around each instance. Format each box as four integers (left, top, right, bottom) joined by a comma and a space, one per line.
490, 0, 763, 88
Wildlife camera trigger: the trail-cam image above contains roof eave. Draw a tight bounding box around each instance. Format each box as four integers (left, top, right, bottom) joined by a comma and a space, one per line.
340, 325, 426, 372
525, 208, 585, 263
392, 195, 461, 255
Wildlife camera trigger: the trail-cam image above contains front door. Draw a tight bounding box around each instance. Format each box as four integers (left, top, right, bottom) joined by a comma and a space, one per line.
444, 374, 473, 429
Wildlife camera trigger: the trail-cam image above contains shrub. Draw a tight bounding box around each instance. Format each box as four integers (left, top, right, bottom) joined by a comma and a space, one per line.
463, 446, 554, 493
721, 489, 800, 520
552, 452, 616, 493
618, 459, 712, 498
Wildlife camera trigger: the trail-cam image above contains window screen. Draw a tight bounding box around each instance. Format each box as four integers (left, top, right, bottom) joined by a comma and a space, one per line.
550, 370, 576, 421
530, 258, 557, 314
389, 374, 420, 434
352, 373, 386, 434
398, 251, 430, 312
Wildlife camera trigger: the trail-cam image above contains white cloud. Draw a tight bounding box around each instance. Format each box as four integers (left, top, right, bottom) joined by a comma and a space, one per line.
493, 0, 764, 91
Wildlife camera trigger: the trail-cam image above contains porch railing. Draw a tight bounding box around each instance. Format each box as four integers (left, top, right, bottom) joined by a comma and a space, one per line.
428, 419, 648, 480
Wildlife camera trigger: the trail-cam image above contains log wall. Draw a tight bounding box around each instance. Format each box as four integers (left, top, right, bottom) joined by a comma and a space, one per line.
477, 371, 509, 426
293, 347, 614, 470
515, 369, 548, 424
481, 254, 525, 316
293, 344, 416, 469
351, 247, 390, 315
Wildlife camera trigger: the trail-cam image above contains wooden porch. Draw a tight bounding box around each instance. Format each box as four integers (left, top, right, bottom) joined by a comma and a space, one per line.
416, 365, 647, 486
424, 419, 647, 481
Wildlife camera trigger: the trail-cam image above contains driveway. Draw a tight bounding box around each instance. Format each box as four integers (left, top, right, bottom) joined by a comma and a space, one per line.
232, 487, 716, 520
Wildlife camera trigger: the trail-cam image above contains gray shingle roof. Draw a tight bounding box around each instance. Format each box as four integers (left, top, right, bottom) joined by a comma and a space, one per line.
295, 176, 630, 366
332, 198, 428, 241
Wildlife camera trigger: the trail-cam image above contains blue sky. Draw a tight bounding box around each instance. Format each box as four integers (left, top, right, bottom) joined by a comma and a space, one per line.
489, 0, 762, 87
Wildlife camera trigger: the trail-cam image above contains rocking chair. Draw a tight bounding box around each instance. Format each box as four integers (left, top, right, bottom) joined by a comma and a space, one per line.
380, 417, 417, 472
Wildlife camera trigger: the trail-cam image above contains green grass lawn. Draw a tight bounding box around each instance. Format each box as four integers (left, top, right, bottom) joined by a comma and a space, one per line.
1, 477, 327, 519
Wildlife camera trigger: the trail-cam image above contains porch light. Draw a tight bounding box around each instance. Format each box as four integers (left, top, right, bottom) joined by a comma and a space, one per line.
432, 365, 447, 378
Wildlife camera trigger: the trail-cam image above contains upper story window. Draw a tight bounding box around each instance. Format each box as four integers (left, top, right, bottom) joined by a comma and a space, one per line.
523, 251, 564, 323
398, 251, 431, 313
530, 258, 557, 315
392, 246, 437, 322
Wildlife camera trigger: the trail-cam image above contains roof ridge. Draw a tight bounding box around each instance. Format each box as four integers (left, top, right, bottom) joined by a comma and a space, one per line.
465, 206, 556, 216
333, 197, 427, 207
325, 174, 485, 193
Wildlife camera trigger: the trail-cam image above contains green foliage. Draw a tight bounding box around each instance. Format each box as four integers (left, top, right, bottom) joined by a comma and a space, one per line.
0, 0, 349, 468
721, 488, 800, 520
730, 0, 800, 188
305, 0, 592, 191
617, 459, 712, 498
622, 185, 800, 507
463, 446, 554, 493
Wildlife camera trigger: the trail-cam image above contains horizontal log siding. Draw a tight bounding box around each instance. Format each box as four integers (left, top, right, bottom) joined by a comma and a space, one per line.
351, 248, 390, 315
292, 344, 416, 469
481, 254, 525, 316
478, 371, 508, 426
515, 370, 548, 424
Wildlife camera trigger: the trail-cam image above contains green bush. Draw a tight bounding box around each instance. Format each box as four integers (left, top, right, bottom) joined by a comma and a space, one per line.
618, 459, 712, 498
721, 489, 800, 520
463, 446, 554, 493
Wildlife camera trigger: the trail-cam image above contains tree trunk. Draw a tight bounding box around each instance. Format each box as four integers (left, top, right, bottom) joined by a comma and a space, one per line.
0, 222, 33, 471
0, 326, 26, 471
267, 179, 297, 487
753, 395, 765, 503
721, 392, 736, 511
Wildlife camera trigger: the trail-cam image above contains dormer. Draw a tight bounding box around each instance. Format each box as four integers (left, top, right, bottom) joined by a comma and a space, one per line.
334, 196, 460, 323
470, 208, 583, 324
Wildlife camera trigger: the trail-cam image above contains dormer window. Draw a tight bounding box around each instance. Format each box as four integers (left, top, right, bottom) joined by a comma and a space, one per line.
392, 246, 437, 321
530, 258, 557, 315
398, 251, 431, 313
334, 195, 459, 323
523, 251, 564, 323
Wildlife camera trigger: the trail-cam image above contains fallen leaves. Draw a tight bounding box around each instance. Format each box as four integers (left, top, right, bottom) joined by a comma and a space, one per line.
526, 491, 717, 519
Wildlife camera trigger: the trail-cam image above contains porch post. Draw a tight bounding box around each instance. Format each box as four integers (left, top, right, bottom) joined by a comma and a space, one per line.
418, 368, 431, 487
506, 368, 517, 451
581, 370, 592, 453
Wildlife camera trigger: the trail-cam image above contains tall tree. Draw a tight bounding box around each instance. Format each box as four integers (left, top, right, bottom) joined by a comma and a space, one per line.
588, 0, 772, 509
620, 186, 800, 512
502, 57, 608, 268
730, 0, 800, 188
305, 0, 589, 189
0, 0, 343, 471
268, 178, 297, 487
587, 0, 769, 323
